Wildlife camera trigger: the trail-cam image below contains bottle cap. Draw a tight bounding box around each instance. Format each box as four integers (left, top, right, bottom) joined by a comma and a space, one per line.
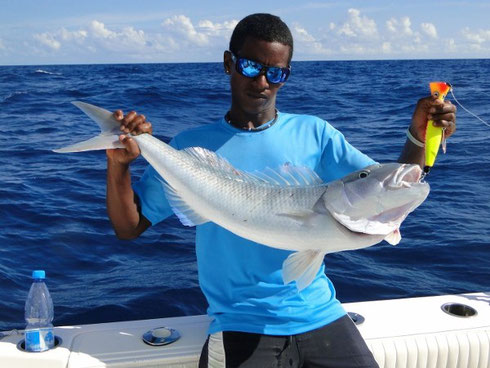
32, 270, 46, 280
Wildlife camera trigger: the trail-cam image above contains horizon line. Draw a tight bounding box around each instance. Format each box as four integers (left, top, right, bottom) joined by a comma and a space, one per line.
1, 56, 489, 68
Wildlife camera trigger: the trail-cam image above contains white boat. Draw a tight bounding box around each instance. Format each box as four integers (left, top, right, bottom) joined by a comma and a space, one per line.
0, 292, 488, 367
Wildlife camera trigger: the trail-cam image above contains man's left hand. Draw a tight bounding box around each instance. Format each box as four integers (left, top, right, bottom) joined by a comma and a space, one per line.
409, 96, 457, 142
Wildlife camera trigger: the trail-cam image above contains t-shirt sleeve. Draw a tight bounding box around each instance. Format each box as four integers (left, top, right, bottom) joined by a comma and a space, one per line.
317, 122, 376, 181
132, 138, 178, 225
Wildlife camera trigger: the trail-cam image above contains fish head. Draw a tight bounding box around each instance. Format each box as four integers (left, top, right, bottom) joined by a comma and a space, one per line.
323, 163, 430, 237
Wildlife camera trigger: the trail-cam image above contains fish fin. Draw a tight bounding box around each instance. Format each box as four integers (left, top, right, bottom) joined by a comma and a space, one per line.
384, 228, 401, 245
252, 165, 324, 186
159, 179, 209, 227
54, 101, 124, 153
182, 147, 266, 184
282, 250, 326, 291
183, 147, 236, 173
71, 101, 121, 134
182, 147, 324, 187
53, 134, 123, 153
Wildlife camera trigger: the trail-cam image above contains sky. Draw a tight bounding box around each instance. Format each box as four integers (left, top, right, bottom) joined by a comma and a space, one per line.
1, 0, 490, 65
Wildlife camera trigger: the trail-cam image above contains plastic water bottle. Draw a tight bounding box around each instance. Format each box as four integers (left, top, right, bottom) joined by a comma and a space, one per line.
24, 270, 54, 352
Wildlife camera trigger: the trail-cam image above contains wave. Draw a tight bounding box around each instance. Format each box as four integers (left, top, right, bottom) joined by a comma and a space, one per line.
34, 69, 62, 76
1, 91, 28, 103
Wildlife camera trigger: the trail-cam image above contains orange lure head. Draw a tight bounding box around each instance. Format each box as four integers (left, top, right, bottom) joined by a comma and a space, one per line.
430, 82, 452, 100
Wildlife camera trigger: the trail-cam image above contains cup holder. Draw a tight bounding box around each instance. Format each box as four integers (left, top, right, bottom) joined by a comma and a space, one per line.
142, 327, 180, 346
441, 303, 478, 318
17, 336, 62, 352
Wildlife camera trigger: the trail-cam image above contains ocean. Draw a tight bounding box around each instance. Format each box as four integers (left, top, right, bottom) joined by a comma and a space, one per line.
0, 59, 489, 331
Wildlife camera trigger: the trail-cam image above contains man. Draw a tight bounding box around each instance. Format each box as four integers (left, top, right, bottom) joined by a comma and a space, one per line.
107, 13, 456, 368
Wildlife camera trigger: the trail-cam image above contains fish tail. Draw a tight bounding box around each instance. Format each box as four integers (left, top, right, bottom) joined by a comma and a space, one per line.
282, 249, 326, 291
53, 101, 124, 153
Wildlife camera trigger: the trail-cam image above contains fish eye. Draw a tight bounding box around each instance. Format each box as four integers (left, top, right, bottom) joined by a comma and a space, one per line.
433, 91, 439, 98
359, 171, 369, 179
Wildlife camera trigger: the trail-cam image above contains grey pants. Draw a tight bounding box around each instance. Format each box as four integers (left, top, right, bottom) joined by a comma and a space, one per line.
199, 315, 379, 368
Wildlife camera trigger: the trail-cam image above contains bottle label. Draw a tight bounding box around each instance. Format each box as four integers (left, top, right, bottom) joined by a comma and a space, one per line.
25, 328, 54, 352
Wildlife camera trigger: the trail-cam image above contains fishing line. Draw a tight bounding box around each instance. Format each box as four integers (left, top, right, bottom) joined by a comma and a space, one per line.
450, 88, 490, 128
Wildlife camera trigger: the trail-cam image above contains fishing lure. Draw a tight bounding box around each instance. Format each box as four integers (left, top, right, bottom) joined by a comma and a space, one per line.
424, 81, 452, 174
423, 82, 489, 175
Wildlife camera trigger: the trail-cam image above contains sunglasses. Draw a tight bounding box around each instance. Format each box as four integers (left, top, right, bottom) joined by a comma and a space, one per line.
230, 52, 291, 84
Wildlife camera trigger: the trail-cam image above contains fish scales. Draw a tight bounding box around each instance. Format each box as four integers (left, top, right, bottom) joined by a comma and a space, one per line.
137, 132, 331, 250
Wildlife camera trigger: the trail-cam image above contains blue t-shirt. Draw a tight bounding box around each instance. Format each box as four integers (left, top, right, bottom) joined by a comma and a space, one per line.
133, 112, 375, 335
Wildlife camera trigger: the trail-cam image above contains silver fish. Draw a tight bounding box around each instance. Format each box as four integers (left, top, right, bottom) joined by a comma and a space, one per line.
55, 102, 430, 290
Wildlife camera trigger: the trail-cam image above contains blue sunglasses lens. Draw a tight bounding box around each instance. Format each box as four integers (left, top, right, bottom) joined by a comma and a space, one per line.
239, 59, 262, 77
235, 56, 289, 84
267, 67, 289, 84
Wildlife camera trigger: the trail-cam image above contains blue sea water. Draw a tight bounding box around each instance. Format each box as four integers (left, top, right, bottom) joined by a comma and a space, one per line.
0, 60, 489, 331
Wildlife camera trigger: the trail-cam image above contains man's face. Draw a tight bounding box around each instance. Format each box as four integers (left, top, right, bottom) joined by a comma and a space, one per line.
225, 37, 291, 119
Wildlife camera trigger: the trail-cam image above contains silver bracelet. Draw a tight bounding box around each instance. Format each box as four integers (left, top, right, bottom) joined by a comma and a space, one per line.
406, 128, 424, 148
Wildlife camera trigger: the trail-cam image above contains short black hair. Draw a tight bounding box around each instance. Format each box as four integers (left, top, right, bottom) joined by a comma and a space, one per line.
229, 13, 293, 63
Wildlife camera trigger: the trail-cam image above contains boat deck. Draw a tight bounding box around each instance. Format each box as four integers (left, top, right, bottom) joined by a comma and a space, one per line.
1, 292, 488, 367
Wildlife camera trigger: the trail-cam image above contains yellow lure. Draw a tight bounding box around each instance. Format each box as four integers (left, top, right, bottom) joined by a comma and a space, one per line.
424, 82, 452, 171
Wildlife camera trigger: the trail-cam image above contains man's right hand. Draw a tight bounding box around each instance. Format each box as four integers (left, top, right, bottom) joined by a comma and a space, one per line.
106, 109, 153, 239
106, 110, 153, 165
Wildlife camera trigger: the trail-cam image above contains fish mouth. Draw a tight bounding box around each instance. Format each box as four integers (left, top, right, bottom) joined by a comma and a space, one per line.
386, 164, 424, 189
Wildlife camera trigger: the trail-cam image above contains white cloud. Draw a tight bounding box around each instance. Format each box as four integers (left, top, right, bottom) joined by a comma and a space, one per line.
60, 28, 88, 42
28, 20, 149, 57
294, 25, 316, 43
379, 16, 443, 56
198, 19, 238, 37
421, 23, 438, 39
157, 15, 241, 58
23, 15, 236, 62
386, 19, 396, 34
120, 27, 146, 47
88, 21, 147, 51
293, 9, 454, 59
336, 8, 378, 39
386, 17, 413, 36
462, 27, 490, 44
400, 17, 413, 36
162, 15, 208, 46
301, 9, 381, 58
33, 32, 61, 50
446, 38, 457, 52
0, 38, 5, 50
382, 42, 392, 54
292, 24, 331, 56
339, 43, 367, 55
90, 21, 116, 39
32, 27, 87, 52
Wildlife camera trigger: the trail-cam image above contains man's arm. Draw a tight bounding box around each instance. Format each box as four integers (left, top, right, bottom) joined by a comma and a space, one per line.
398, 96, 457, 166
106, 111, 153, 240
